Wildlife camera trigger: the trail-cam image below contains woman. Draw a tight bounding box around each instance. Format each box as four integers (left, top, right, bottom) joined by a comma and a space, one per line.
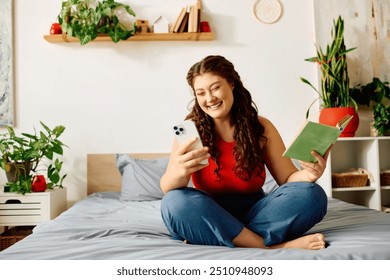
160, 55, 328, 250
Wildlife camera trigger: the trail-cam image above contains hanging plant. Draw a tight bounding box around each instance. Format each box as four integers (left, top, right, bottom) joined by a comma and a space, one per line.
58, 0, 136, 45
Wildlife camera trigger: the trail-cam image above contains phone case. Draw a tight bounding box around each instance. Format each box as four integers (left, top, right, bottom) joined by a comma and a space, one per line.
173, 120, 208, 165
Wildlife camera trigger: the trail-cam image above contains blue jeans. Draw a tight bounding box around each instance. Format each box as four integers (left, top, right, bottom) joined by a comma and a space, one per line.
160, 182, 327, 247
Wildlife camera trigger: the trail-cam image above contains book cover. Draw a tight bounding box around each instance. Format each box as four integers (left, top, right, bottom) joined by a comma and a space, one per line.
196, 0, 202, 32
283, 115, 353, 162
188, 5, 197, 32
178, 6, 190, 33
170, 7, 186, 33
169, 8, 181, 32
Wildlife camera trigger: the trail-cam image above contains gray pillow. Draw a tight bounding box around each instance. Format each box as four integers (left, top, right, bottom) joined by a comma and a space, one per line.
116, 154, 169, 201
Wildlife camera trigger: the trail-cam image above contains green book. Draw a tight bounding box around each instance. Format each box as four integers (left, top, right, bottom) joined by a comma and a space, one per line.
283, 115, 353, 163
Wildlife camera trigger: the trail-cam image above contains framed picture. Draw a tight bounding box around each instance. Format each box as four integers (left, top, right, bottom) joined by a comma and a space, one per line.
253, 0, 283, 24
0, 0, 14, 126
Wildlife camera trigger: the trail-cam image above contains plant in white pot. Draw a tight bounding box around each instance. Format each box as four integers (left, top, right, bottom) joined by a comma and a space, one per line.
0, 122, 67, 194
300, 15, 359, 136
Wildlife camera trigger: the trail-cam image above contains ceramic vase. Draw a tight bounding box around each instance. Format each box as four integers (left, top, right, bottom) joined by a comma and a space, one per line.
319, 107, 359, 137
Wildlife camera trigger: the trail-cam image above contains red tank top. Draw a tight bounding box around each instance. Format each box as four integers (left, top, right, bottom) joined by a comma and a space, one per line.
192, 137, 266, 195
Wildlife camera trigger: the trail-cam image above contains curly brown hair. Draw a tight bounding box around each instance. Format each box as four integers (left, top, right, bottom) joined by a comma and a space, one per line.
185, 55, 266, 180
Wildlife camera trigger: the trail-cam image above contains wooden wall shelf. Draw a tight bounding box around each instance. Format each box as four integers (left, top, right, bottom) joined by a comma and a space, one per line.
44, 32, 215, 43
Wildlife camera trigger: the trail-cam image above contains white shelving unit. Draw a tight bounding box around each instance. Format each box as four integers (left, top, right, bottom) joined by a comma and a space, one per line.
318, 136, 390, 211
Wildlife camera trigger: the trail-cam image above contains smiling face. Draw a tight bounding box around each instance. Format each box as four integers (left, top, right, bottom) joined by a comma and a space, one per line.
193, 73, 234, 122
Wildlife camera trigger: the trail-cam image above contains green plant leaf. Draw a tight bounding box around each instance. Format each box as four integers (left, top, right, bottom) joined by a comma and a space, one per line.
55, 158, 63, 171
45, 149, 54, 160
54, 126, 66, 137
305, 98, 319, 119
0, 121, 69, 193
49, 170, 60, 184
40, 121, 52, 133
52, 143, 64, 155
58, 0, 136, 45
301, 15, 356, 115
21, 133, 37, 140
80, 34, 93, 45
300, 77, 320, 94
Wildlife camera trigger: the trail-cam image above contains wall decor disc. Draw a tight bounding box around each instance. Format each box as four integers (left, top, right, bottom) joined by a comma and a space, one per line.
253, 0, 283, 24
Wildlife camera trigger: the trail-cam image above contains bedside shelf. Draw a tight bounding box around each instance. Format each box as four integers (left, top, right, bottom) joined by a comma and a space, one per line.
0, 188, 67, 226
318, 136, 390, 211
44, 32, 215, 43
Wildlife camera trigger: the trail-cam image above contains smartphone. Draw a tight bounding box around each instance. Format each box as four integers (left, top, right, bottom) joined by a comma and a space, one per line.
173, 120, 208, 165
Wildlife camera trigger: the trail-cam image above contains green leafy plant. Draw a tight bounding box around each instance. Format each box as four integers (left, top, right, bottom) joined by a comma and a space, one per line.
373, 104, 390, 136
300, 16, 357, 118
0, 122, 68, 194
58, 0, 136, 45
350, 77, 390, 136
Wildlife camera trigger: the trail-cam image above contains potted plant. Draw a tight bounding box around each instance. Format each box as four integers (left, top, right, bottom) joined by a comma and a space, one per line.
350, 77, 390, 136
0, 122, 67, 194
300, 15, 359, 136
58, 0, 136, 45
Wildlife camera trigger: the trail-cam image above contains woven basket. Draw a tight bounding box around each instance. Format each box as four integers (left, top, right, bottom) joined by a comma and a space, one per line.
380, 170, 390, 186
332, 168, 370, 188
0, 226, 34, 251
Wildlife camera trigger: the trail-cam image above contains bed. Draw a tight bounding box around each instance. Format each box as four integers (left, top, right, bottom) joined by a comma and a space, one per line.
0, 153, 389, 260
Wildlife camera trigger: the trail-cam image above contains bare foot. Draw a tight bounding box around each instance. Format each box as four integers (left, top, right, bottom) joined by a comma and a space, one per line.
232, 228, 326, 250
269, 233, 326, 250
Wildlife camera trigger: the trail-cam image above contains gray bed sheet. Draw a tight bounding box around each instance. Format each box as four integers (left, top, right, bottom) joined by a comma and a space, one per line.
1, 192, 389, 260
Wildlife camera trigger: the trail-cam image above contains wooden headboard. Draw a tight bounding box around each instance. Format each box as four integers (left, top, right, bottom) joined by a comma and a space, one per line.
87, 153, 169, 195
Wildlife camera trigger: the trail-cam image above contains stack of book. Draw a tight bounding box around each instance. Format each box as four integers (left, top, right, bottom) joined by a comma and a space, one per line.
170, 0, 202, 33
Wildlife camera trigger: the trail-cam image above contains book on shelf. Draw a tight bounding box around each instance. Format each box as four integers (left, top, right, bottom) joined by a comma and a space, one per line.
188, 3, 201, 33
170, 1, 202, 33
196, 0, 202, 32
188, 5, 195, 33
178, 6, 190, 33
282, 114, 353, 163
170, 7, 186, 33
169, 7, 180, 32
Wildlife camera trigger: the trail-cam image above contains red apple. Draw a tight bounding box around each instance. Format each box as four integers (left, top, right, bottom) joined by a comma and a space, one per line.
32, 175, 47, 192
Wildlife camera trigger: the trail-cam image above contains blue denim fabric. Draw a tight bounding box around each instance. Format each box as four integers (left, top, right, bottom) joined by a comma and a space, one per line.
160, 182, 327, 247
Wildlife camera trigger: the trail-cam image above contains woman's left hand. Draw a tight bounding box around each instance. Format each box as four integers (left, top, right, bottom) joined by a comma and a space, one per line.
298, 148, 331, 182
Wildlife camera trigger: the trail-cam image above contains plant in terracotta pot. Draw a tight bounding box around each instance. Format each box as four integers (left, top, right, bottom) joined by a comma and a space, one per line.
350, 77, 390, 136
300, 15, 358, 137
58, 0, 136, 45
0, 122, 67, 194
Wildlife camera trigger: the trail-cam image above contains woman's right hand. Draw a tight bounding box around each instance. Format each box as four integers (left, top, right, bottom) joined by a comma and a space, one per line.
160, 137, 210, 193
173, 137, 210, 176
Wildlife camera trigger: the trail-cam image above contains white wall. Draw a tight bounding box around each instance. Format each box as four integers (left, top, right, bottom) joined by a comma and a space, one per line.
2, 0, 318, 205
